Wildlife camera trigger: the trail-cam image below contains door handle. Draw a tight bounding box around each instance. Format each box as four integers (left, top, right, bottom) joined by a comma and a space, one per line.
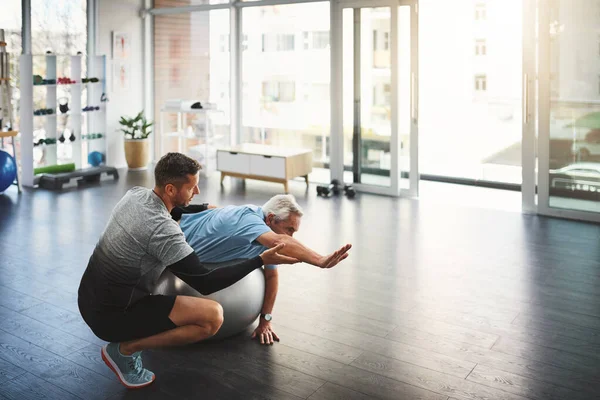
411, 72, 417, 124
523, 73, 529, 124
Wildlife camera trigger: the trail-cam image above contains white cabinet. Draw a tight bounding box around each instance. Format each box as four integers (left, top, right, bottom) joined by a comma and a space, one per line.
217, 151, 250, 174
249, 155, 285, 179
217, 144, 313, 193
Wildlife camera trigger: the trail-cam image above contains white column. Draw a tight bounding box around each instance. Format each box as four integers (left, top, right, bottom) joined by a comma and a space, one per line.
521, 0, 536, 213
230, 1, 242, 146
330, 0, 345, 182
409, 0, 419, 197
143, 0, 155, 160
21, 0, 31, 54
20, 55, 33, 186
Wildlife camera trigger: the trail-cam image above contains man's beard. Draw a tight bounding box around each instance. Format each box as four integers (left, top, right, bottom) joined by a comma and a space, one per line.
174, 194, 190, 207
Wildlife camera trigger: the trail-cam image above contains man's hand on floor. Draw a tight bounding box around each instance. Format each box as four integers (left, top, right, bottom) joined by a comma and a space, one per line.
317, 244, 352, 269
251, 320, 280, 345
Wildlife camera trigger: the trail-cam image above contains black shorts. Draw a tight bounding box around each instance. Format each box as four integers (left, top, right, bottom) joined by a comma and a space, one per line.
78, 295, 178, 343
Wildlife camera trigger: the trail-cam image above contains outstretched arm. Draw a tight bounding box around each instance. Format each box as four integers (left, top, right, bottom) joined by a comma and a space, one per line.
256, 231, 351, 269
251, 267, 279, 345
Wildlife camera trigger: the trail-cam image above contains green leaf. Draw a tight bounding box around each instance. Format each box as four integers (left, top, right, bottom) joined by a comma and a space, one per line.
120, 111, 154, 137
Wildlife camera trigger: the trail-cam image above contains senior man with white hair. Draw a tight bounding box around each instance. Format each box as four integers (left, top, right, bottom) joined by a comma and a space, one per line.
171, 194, 352, 345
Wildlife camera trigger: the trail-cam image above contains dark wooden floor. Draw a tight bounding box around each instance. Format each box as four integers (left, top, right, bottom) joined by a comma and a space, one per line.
0, 170, 599, 400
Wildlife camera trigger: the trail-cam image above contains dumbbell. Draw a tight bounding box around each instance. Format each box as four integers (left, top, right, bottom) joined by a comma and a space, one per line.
344, 184, 356, 198
317, 179, 344, 197
316, 184, 334, 197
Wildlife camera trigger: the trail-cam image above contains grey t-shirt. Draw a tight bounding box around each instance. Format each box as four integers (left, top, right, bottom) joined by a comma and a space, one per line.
79, 187, 193, 311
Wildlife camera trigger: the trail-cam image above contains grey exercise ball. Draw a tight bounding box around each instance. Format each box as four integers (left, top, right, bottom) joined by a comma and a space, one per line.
153, 265, 265, 340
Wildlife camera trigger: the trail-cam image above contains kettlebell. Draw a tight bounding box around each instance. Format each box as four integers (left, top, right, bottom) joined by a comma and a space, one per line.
58, 97, 69, 114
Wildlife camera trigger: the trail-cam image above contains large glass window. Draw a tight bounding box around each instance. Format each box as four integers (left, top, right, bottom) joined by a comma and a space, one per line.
31, 0, 87, 56
342, 7, 395, 188
0, 1, 22, 133
153, 9, 230, 166
547, 0, 600, 213
419, 0, 523, 184
241, 2, 331, 182
28, 1, 87, 170
2, 1, 86, 129
2, 1, 86, 167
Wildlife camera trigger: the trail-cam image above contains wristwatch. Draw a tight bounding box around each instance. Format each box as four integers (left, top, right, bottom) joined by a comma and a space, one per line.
260, 313, 272, 322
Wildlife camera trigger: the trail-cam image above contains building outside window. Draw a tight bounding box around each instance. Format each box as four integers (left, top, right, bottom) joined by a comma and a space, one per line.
475, 74, 487, 91
262, 81, 295, 102
313, 31, 329, 50
262, 33, 295, 52
475, 2, 486, 20
475, 39, 486, 55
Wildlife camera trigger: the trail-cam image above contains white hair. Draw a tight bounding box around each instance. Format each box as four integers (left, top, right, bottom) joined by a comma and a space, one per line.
262, 194, 304, 221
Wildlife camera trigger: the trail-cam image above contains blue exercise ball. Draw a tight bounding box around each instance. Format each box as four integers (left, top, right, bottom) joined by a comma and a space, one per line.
0, 150, 17, 193
88, 151, 105, 167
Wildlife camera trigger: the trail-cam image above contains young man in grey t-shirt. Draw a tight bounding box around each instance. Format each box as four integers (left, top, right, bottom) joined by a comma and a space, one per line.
78, 153, 295, 389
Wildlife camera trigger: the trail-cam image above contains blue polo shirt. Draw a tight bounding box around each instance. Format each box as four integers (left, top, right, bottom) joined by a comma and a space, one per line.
179, 204, 275, 269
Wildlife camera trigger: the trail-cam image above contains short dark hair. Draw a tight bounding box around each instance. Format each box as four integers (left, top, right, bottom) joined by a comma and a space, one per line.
154, 152, 201, 188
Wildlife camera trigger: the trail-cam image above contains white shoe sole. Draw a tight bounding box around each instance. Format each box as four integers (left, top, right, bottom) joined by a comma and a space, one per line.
101, 345, 155, 389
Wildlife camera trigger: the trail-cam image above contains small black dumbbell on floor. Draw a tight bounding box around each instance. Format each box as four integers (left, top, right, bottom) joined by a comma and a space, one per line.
316, 184, 334, 197
317, 179, 342, 197
344, 184, 356, 198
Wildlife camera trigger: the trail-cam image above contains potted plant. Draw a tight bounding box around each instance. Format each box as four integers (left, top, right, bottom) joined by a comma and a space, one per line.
120, 111, 153, 170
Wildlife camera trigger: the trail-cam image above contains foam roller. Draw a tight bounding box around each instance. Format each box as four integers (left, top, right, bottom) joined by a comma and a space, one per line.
34, 163, 76, 175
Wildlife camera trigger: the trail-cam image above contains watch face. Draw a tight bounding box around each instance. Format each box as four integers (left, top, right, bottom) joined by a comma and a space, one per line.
264, 313, 272, 321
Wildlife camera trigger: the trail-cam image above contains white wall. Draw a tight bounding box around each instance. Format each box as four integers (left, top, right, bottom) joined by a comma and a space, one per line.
98, 0, 145, 168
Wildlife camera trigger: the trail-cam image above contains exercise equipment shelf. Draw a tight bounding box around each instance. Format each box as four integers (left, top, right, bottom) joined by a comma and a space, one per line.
20, 54, 112, 189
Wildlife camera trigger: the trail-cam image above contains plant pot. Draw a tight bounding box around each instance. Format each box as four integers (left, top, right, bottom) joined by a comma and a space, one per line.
124, 138, 150, 170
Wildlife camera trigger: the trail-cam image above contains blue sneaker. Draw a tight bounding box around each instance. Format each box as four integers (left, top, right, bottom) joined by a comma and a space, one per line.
101, 343, 155, 389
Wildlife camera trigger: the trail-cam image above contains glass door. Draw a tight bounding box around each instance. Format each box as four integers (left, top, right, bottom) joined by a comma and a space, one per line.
332, 0, 418, 196
536, 0, 600, 222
